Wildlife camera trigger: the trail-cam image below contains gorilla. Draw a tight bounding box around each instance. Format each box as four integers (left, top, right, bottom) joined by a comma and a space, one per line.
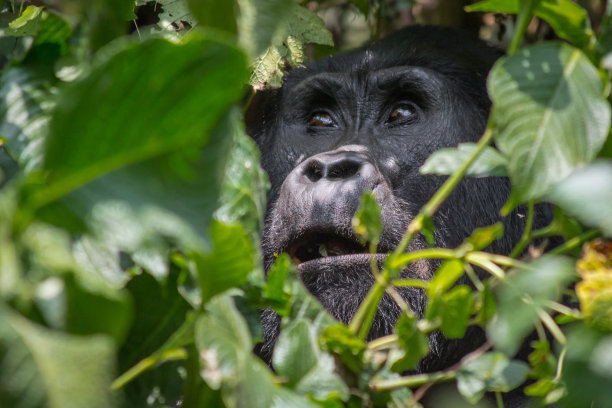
247, 25, 548, 379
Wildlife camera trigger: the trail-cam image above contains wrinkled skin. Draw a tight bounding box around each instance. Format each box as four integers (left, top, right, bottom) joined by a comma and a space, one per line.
247, 26, 549, 377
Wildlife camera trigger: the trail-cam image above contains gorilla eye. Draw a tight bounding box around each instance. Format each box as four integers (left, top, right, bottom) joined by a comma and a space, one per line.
308, 112, 336, 127
388, 103, 417, 124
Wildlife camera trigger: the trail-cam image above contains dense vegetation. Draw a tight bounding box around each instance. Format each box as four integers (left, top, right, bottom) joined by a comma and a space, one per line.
0, 0, 611, 407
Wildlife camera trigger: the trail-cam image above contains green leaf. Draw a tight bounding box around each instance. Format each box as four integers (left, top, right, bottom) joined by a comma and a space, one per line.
427, 259, 464, 296
349, 0, 369, 16
320, 323, 366, 373
248, 3, 333, 87
390, 313, 429, 372
535, 0, 593, 49
196, 295, 282, 408
456, 352, 529, 404
214, 118, 269, 246
352, 191, 382, 245
547, 161, 612, 237
0, 306, 117, 408
487, 256, 575, 356
462, 223, 504, 251
562, 326, 612, 408
237, 0, 297, 58
427, 285, 474, 339
274, 320, 318, 386
489, 42, 610, 202
4, 5, 44, 37
274, 319, 348, 401
187, 0, 236, 33
264, 253, 291, 308
420, 143, 508, 178
466, 0, 593, 48
597, 2, 612, 64
195, 220, 254, 305
37, 34, 247, 208
0, 66, 56, 172
119, 270, 191, 369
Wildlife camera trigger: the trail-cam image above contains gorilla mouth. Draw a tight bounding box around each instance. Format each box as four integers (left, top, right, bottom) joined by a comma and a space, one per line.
286, 232, 374, 265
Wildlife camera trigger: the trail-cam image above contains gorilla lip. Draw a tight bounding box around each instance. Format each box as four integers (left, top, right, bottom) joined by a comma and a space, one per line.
286, 232, 369, 264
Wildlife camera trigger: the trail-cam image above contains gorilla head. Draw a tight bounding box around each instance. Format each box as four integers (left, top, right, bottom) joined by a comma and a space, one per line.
248, 26, 540, 371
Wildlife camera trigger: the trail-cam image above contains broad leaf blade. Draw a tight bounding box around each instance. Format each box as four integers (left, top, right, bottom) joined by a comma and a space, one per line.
40, 35, 247, 207
489, 42, 610, 202
0, 306, 116, 408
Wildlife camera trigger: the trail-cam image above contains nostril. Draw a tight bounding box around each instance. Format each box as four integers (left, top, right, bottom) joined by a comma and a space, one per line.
327, 159, 360, 180
304, 160, 324, 182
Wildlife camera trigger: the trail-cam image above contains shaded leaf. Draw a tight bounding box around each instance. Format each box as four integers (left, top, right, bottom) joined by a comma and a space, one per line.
427, 285, 474, 339
38, 34, 247, 208
487, 256, 575, 356
195, 220, 254, 306
0, 306, 116, 408
391, 313, 429, 372
456, 352, 529, 404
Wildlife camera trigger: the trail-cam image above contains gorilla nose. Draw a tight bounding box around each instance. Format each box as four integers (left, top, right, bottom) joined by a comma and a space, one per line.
303, 155, 363, 182
298, 151, 378, 187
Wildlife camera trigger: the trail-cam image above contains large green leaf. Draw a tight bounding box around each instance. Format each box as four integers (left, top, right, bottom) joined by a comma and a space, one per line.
214, 117, 269, 245
487, 256, 575, 356
488, 42, 610, 202
37, 34, 247, 208
548, 161, 612, 237
0, 305, 116, 408
195, 220, 254, 305
195, 295, 276, 408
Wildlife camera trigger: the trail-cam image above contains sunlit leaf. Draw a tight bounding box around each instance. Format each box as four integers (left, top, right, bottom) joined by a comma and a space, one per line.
489, 42, 610, 202
421, 143, 507, 178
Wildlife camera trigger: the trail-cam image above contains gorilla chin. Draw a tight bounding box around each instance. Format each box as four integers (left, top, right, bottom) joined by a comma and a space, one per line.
248, 25, 548, 374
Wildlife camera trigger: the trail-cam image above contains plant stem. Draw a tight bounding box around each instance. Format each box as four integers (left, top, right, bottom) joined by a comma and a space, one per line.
370, 370, 456, 391
510, 201, 534, 258
549, 229, 599, 255
394, 119, 495, 256
367, 334, 398, 350
508, 0, 538, 55
496, 391, 505, 408
112, 348, 188, 390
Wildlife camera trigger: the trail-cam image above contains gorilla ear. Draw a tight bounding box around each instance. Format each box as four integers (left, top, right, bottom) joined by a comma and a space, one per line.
244, 88, 279, 145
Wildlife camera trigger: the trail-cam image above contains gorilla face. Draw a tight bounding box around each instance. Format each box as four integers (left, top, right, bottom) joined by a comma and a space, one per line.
249, 26, 528, 370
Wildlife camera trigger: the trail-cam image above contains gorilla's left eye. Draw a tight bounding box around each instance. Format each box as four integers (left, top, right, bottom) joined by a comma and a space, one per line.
308, 112, 336, 128
388, 103, 417, 124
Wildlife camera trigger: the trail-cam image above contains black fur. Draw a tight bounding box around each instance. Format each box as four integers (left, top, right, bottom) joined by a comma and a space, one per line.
247, 26, 549, 377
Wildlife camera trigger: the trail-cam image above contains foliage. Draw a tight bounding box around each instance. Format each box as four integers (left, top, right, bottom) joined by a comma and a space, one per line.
0, 0, 611, 407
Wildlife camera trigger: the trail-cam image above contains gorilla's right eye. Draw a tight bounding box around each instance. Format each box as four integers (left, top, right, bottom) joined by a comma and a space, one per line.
308, 112, 336, 127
